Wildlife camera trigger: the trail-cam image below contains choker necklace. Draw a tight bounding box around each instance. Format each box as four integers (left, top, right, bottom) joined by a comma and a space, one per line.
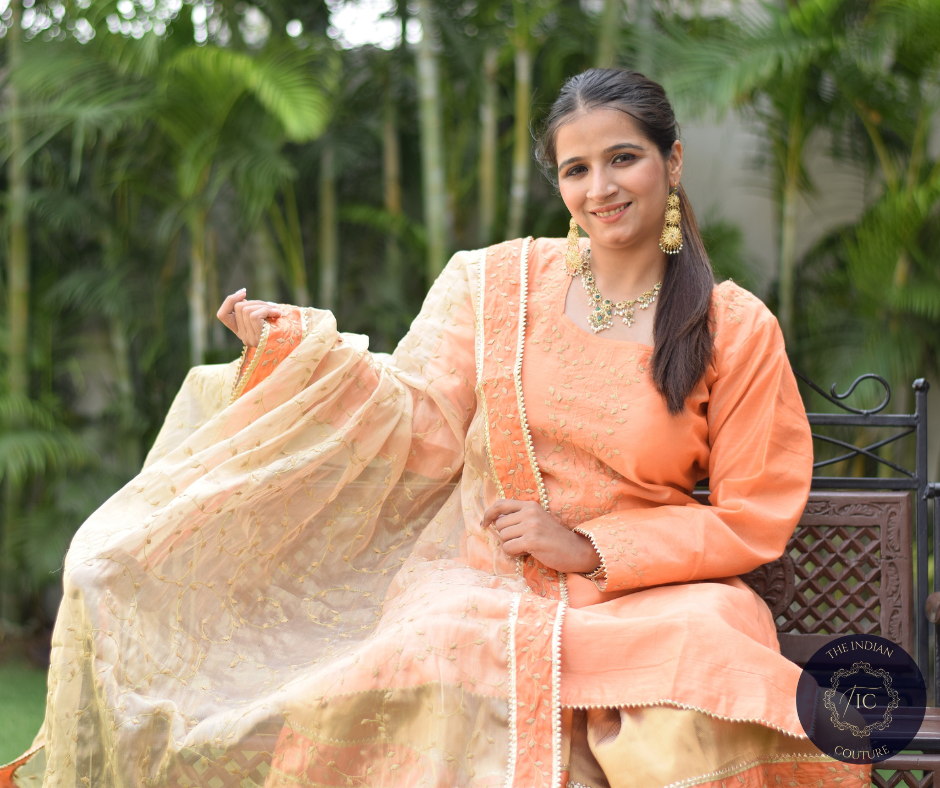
578, 248, 662, 334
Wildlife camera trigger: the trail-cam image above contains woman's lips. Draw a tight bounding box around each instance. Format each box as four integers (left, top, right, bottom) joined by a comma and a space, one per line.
590, 202, 630, 223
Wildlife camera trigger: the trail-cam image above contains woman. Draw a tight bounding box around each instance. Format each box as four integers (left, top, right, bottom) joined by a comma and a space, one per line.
2, 69, 869, 788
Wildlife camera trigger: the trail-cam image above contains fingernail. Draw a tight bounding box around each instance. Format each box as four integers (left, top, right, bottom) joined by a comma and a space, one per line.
237, 288, 246, 293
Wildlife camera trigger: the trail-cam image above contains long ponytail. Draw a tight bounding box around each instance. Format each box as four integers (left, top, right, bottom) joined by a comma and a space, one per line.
652, 185, 713, 413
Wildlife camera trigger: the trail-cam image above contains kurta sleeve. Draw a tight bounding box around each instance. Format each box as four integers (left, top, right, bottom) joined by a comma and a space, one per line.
387, 252, 480, 478
572, 305, 813, 592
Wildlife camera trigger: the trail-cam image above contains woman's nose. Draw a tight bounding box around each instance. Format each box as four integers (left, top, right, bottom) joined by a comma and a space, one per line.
586, 170, 617, 203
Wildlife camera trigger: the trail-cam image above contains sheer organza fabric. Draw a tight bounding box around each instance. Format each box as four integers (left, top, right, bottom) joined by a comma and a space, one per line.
6, 240, 870, 788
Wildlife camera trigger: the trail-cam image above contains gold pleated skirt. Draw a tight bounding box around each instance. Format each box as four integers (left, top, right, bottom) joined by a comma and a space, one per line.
562, 706, 842, 788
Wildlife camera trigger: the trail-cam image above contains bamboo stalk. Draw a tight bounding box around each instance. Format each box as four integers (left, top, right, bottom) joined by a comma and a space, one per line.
109, 320, 140, 471
283, 182, 310, 306
478, 46, 499, 247
383, 85, 402, 218
7, 0, 28, 400
252, 224, 280, 303
596, 0, 622, 68
188, 209, 208, 366
319, 140, 338, 311
635, 0, 654, 75
416, 0, 447, 281
384, 72, 403, 302
208, 226, 227, 351
856, 105, 898, 192
507, 6, 532, 241
778, 101, 803, 346
103, 190, 141, 471
1, 0, 24, 620
267, 201, 293, 291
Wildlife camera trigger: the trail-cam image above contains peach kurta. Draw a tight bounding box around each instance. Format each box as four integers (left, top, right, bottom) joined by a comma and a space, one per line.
2, 238, 870, 788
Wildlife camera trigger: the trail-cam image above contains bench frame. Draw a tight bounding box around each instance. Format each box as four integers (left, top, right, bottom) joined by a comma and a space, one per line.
785, 372, 936, 784
797, 372, 932, 674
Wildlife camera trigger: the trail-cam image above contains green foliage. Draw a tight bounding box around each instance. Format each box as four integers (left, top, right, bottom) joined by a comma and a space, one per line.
0, 661, 47, 764
0, 0, 938, 628
788, 0, 940, 394
0, 397, 94, 486
701, 219, 759, 293
164, 46, 334, 143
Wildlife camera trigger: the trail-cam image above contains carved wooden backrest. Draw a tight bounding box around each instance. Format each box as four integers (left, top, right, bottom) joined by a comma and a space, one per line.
750, 491, 913, 664
695, 490, 914, 665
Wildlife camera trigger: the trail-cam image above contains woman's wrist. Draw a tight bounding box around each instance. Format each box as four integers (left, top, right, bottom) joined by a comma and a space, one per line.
571, 528, 608, 588
568, 530, 603, 574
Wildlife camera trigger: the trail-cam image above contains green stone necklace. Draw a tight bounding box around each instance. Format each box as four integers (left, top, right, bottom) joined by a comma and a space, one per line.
579, 248, 662, 334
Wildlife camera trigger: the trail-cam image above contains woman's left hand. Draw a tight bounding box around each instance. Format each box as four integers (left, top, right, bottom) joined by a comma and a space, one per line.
482, 499, 601, 574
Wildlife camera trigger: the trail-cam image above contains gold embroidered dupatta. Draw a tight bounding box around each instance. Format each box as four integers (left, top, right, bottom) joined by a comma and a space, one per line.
6, 238, 870, 788
21, 242, 574, 788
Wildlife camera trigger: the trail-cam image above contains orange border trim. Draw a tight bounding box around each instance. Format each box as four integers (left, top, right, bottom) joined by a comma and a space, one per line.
478, 238, 567, 788
230, 320, 271, 403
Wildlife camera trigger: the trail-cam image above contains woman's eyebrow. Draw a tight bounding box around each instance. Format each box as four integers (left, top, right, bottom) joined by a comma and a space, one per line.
558, 142, 646, 170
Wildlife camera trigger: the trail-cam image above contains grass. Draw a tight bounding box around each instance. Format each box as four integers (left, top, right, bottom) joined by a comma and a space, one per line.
0, 660, 47, 765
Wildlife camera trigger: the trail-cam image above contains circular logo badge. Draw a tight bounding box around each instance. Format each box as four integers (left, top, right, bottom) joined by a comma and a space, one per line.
796, 634, 926, 763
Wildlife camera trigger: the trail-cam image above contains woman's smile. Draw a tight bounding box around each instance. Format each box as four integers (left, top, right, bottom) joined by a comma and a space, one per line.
591, 201, 631, 221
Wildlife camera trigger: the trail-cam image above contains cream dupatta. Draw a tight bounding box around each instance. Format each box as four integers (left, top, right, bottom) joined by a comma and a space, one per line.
5, 238, 870, 788
26, 246, 562, 787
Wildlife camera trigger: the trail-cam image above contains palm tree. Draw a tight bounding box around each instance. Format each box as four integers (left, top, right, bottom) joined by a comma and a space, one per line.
797, 0, 940, 417
157, 44, 332, 364
0, 7, 334, 620
0, 19, 154, 621
660, 2, 848, 343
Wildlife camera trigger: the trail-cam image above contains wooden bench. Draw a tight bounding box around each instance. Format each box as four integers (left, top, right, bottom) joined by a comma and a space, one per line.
723, 373, 939, 784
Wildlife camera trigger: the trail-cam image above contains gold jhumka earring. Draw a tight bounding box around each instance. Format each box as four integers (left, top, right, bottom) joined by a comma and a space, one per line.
659, 186, 683, 255
564, 215, 585, 275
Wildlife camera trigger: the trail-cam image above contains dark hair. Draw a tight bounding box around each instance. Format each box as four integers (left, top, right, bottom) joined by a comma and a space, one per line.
535, 68, 714, 414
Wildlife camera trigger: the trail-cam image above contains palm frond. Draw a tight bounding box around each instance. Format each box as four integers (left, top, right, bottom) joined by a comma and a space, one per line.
891, 285, 940, 321
164, 45, 335, 143
659, 9, 837, 120
0, 396, 96, 486
29, 188, 100, 234
340, 204, 428, 252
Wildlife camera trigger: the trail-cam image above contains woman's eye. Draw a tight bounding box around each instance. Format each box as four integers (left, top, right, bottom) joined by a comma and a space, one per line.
563, 165, 587, 177
613, 153, 636, 164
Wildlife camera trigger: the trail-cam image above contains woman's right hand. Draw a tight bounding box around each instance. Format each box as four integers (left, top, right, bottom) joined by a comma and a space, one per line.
216, 289, 282, 348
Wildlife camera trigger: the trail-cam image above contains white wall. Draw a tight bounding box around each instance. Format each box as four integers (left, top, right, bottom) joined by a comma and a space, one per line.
679, 113, 871, 295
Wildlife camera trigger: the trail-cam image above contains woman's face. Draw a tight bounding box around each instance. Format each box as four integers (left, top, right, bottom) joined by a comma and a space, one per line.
555, 107, 682, 253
